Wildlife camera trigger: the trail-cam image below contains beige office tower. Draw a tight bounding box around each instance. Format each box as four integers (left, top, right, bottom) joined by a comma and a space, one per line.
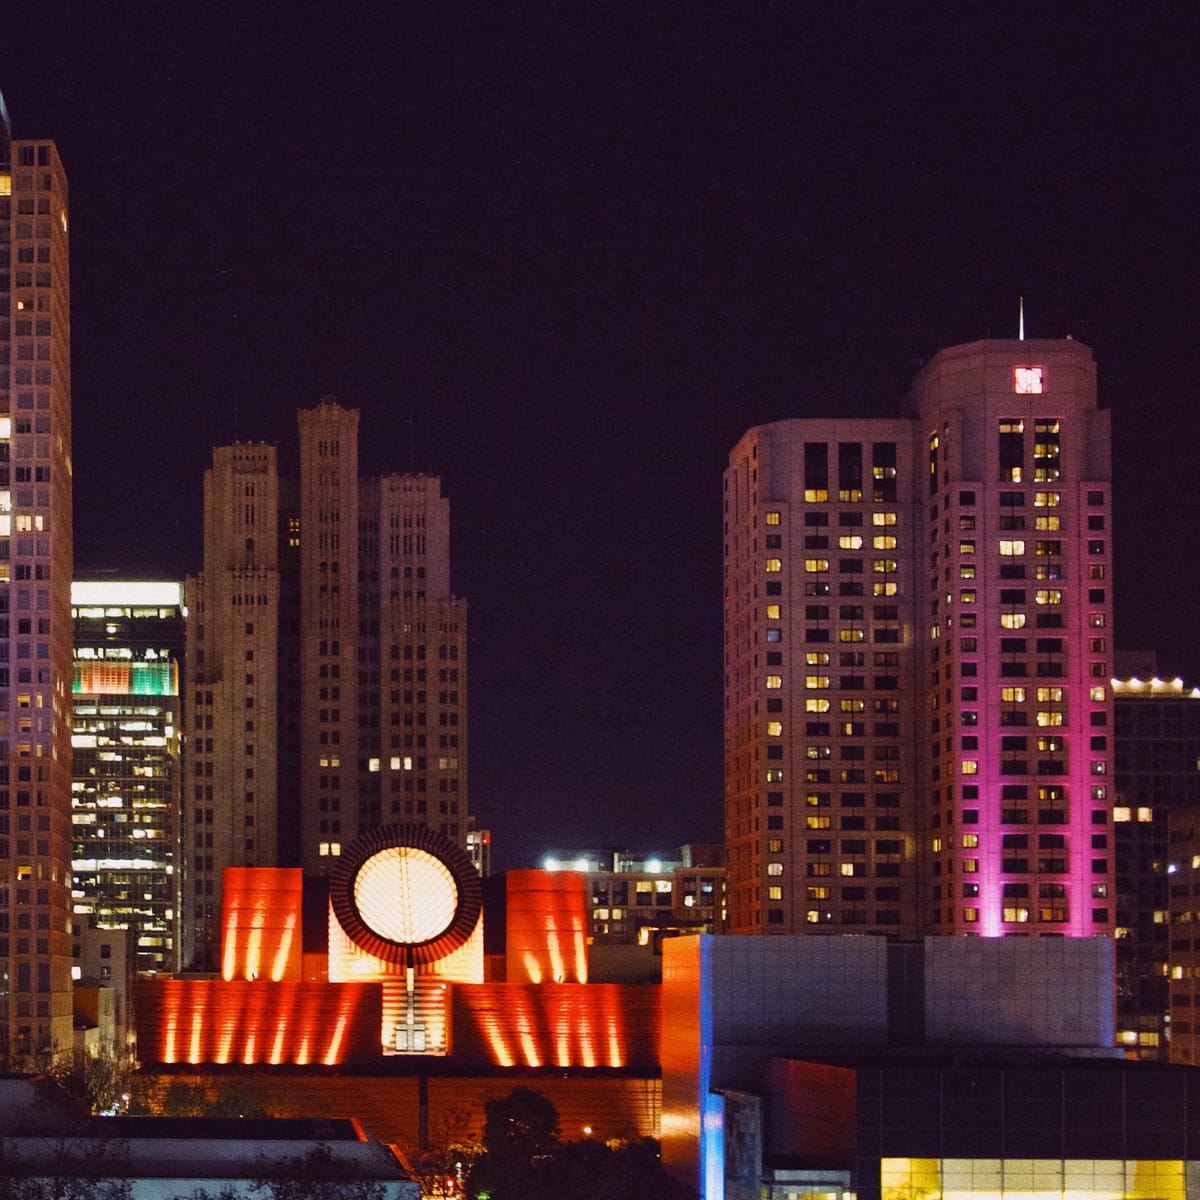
0, 105, 76, 1064
358, 473, 467, 842
296, 400, 361, 872
184, 445, 282, 971
724, 420, 919, 936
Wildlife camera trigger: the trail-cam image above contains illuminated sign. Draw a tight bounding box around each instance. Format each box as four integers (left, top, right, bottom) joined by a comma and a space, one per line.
1013, 366, 1044, 394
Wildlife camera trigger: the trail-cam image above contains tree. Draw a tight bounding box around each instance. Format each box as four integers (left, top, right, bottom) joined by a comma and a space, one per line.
401, 1105, 480, 1199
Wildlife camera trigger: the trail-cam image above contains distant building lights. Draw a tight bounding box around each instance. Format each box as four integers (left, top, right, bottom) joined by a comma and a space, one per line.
646, 858, 662, 874
543, 857, 560, 872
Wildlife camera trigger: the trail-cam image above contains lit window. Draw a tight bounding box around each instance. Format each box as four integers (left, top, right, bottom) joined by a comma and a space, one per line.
767, 721, 783, 736
838, 535, 863, 550
767, 604, 781, 619
806, 815, 830, 829
767, 862, 783, 876
1090, 686, 1106, 702
768, 886, 783, 901
1112, 806, 1131, 823
1137, 807, 1153, 822
805, 675, 831, 689
805, 558, 830, 572
963, 907, 979, 922
873, 582, 898, 597
961, 761, 979, 775
765, 558, 783, 573
805, 698, 831, 713
806, 652, 830, 665
1036, 711, 1065, 727
962, 834, 978, 848
1034, 589, 1062, 605
765, 675, 783, 689
960, 590, 977, 604
1036, 687, 1064, 702
1034, 491, 1061, 507
1014, 366, 1044, 393
1003, 906, 1030, 923
1001, 687, 1026, 703
1000, 613, 1027, 629
839, 863, 856, 877
872, 535, 897, 550
872, 512, 897, 526
765, 511, 781, 526
1034, 515, 1061, 530
963, 859, 978, 874
999, 540, 1025, 556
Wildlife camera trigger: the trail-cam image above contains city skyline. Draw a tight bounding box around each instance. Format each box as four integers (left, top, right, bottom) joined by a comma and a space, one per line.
5, 10, 1200, 867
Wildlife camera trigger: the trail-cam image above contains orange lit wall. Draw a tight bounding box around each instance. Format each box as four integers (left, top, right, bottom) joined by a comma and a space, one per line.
135, 978, 382, 1066
221, 867, 303, 982
506, 870, 589, 984
452, 982, 660, 1070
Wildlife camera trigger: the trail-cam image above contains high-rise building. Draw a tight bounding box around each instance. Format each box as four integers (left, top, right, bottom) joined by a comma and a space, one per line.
1110, 665, 1200, 1059
184, 399, 468, 970
724, 337, 1114, 939
0, 93, 75, 1063
71, 581, 185, 974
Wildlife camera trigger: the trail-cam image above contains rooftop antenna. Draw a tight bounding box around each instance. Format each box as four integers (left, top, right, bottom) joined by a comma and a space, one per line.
1018, 296, 1025, 341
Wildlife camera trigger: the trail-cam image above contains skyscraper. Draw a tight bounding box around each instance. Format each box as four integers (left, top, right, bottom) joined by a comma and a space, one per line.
0, 94, 75, 1063
184, 400, 468, 970
724, 337, 1114, 939
71, 581, 185, 974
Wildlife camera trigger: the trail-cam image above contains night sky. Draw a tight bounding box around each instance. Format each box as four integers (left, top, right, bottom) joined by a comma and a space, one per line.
5, 8, 1200, 868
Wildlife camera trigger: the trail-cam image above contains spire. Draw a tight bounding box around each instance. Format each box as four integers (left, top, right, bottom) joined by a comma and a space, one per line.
1018, 296, 1025, 341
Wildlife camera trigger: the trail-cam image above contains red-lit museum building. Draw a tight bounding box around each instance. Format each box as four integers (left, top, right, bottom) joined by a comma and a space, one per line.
135, 827, 662, 1144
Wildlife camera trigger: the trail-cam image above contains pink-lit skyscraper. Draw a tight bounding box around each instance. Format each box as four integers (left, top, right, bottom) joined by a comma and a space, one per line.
724, 337, 1114, 938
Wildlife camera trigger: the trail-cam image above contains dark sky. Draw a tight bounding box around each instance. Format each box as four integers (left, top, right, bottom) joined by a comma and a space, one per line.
5, 8, 1200, 868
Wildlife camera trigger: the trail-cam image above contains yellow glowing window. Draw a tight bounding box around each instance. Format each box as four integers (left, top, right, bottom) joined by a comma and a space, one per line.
1001, 687, 1026, 702
1112, 806, 1131, 823
1035, 589, 1062, 605
872, 512, 897, 526
959, 590, 976, 604
765, 675, 783, 689
1035, 515, 1062, 530
963, 907, 979, 922
767, 862, 783, 875
959, 565, 975, 580
806, 675, 830, 689
766, 604, 781, 619
806, 910, 822, 923
999, 540, 1025, 556
931, 837, 943, 853
872, 535, 897, 550
368, 757, 380, 773
806, 793, 828, 807
1036, 711, 1065, 727
804, 489, 828, 503
959, 540, 975, 554
839, 628, 864, 642
1034, 491, 1061, 507
767, 721, 783, 736
1090, 686, 1106, 702
840, 699, 865, 712
1036, 687, 1065, 702
806, 816, 830, 829
839, 863, 856, 877
765, 558, 783, 572
806, 652, 830, 665
873, 559, 898, 573
963, 859, 978, 874
1003, 906, 1030, 922
962, 834, 978, 848
768, 886, 783, 901
961, 761, 978, 775
1000, 612, 1027, 629
807, 886, 829, 899
873, 581, 898, 597
0, 175, 10, 196
1138, 807, 1153, 822
805, 558, 830, 572
805, 698, 830, 712
838, 535, 863, 550
0, 417, 10, 438
768, 839, 783, 852
765, 511, 781, 525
